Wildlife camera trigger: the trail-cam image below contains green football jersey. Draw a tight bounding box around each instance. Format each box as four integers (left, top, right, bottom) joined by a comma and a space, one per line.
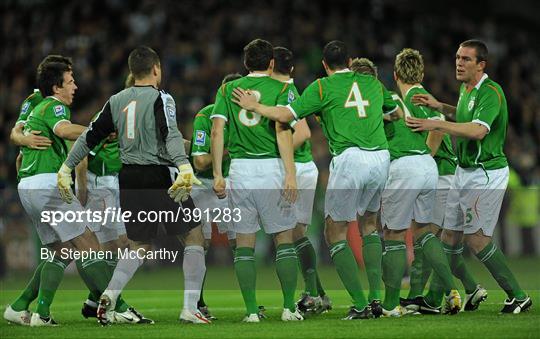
455, 74, 508, 170
211, 74, 290, 159
18, 97, 72, 179
288, 70, 396, 156
385, 89, 430, 160
17, 89, 43, 125
286, 81, 313, 163
190, 104, 230, 178
406, 86, 458, 176
87, 112, 122, 176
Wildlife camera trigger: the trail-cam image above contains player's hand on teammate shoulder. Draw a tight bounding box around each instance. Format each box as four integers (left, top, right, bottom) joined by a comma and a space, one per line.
411, 93, 442, 111
405, 116, 437, 132
168, 164, 202, 203
213, 176, 227, 199
231, 88, 258, 111
23, 129, 52, 150
57, 163, 74, 203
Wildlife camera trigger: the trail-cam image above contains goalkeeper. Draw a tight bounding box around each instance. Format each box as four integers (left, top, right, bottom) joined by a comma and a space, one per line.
57, 46, 208, 325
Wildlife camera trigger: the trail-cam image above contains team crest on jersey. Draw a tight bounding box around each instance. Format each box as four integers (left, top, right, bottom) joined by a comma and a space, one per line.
21, 102, 31, 114
195, 130, 206, 146
54, 105, 66, 117
468, 97, 475, 111
288, 90, 295, 103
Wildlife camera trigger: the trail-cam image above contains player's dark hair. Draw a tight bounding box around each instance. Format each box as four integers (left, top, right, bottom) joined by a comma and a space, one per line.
37, 61, 71, 97
460, 39, 488, 63
222, 73, 242, 84
273, 47, 294, 76
243, 39, 274, 72
128, 46, 160, 80
323, 40, 349, 70
38, 55, 72, 73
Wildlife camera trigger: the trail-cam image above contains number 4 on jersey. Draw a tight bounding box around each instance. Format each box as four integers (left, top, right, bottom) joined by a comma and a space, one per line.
345, 82, 370, 118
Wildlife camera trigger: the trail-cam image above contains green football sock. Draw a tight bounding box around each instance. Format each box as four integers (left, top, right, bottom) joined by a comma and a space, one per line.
11, 261, 46, 312
35, 258, 70, 317
407, 243, 425, 299
294, 237, 318, 296
382, 240, 407, 310
329, 240, 367, 309
234, 247, 258, 315
443, 243, 477, 294
276, 243, 299, 311
418, 232, 455, 294
475, 242, 527, 300
316, 274, 326, 297
76, 260, 101, 303
424, 274, 445, 308
79, 258, 113, 296
362, 232, 383, 301
421, 259, 433, 292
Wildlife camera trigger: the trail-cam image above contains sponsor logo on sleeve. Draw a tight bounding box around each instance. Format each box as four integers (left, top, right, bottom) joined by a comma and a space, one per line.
195, 130, 206, 146
54, 105, 66, 117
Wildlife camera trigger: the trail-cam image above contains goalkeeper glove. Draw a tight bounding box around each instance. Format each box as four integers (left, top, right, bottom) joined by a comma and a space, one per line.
57, 163, 74, 203
168, 163, 202, 203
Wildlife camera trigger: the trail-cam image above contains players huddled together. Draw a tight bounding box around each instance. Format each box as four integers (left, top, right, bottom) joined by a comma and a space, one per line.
3, 37, 532, 327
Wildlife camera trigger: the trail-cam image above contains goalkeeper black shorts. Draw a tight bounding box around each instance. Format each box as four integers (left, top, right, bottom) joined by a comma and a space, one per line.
118, 164, 200, 242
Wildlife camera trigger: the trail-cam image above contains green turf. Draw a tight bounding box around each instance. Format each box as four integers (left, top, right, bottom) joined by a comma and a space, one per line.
1, 258, 539, 338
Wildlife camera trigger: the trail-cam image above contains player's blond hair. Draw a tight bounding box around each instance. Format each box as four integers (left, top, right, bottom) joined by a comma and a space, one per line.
394, 48, 424, 84
350, 57, 378, 77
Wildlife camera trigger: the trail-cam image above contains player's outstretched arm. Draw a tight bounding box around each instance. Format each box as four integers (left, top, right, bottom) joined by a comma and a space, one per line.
10, 123, 52, 149
232, 88, 294, 123
54, 121, 87, 141
276, 122, 297, 204
412, 94, 456, 121
211, 117, 226, 199
406, 116, 488, 140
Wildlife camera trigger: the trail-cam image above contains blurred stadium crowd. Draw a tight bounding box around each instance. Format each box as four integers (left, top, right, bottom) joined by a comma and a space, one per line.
1, 0, 538, 272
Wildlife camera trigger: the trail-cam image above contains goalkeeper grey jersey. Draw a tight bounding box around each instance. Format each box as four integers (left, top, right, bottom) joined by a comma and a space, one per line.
66, 85, 188, 169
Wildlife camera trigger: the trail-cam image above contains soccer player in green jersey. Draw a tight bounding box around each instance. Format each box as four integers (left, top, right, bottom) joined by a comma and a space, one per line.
407, 40, 532, 314
233, 41, 400, 320
190, 72, 242, 320
386, 52, 487, 314
351, 51, 461, 317
4, 59, 117, 327
10, 56, 73, 172
271, 46, 331, 315
210, 39, 302, 322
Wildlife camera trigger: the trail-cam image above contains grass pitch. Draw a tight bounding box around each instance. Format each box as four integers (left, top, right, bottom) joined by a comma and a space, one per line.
1, 258, 539, 338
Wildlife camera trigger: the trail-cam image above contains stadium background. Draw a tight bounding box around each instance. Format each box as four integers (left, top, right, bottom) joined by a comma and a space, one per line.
0, 0, 538, 281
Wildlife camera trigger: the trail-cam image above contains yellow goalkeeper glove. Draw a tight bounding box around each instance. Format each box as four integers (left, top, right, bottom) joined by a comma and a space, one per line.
168, 164, 202, 203
57, 163, 74, 203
